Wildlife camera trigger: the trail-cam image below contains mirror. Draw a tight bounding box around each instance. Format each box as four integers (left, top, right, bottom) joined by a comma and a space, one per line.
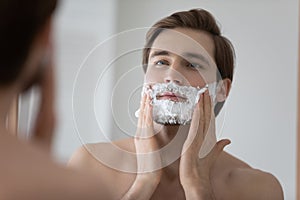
18, 0, 299, 199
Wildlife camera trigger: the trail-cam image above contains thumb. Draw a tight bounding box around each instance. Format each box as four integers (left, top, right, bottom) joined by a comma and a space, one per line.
210, 139, 231, 161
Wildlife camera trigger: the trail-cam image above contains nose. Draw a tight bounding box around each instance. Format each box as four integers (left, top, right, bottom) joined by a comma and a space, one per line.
163, 64, 184, 85
164, 76, 181, 84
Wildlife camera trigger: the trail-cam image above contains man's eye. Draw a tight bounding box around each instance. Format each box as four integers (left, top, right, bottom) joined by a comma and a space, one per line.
155, 60, 168, 66
188, 63, 204, 69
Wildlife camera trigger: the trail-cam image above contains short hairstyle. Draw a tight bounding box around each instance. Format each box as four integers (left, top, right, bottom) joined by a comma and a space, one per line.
142, 9, 235, 116
0, 0, 58, 86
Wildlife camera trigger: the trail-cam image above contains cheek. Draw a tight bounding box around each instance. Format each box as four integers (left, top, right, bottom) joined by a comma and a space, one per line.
144, 65, 165, 83
186, 73, 206, 87
185, 70, 216, 87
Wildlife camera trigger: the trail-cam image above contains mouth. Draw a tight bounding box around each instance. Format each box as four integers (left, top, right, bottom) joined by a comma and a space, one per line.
156, 92, 187, 102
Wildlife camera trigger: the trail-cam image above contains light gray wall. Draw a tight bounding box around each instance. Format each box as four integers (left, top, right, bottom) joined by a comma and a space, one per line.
52, 0, 117, 161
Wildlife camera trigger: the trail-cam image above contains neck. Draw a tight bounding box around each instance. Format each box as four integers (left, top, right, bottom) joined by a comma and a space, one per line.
153, 122, 217, 182
153, 123, 190, 181
154, 124, 189, 147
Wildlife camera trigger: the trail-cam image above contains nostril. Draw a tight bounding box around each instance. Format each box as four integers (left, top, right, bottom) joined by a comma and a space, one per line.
164, 78, 171, 83
164, 78, 181, 85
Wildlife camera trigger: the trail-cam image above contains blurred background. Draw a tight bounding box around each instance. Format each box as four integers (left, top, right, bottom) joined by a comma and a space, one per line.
19, 0, 299, 199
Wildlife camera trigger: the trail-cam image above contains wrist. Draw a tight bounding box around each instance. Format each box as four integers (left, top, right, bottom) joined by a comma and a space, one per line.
184, 186, 215, 200
182, 179, 215, 200
121, 173, 160, 200
136, 172, 161, 186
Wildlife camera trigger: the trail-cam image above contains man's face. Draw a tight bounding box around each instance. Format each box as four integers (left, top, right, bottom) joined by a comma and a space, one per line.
143, 28, 219, 125
145, 28, 218, 87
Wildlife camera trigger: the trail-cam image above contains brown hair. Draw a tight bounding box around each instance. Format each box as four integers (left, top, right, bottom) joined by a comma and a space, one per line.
0, 0, 58, 86
142, 9, 235, 116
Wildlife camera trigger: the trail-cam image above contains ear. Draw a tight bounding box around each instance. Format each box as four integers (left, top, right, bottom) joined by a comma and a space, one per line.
215, 78, 231, 102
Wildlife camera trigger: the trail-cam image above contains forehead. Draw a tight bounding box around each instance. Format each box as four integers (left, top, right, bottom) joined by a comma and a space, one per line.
150, 28, 215, 63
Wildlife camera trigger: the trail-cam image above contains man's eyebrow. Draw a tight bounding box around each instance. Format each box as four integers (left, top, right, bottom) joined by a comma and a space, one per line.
149, 50, 170, 58
150, 50, 210, 65
182, 52, 210, 65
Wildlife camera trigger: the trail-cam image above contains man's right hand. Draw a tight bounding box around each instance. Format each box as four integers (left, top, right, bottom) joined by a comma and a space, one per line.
122, 92, 162, 200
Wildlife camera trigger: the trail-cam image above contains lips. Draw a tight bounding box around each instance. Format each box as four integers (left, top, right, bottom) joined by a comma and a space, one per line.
156, 92, 187, 102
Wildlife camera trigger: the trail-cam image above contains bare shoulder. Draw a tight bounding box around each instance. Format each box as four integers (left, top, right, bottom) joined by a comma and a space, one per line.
68, 138, 136, 199
68, 138, 135, 171
67, 143, 102, 171
229, 167, 283, 200
216, 152, 284, 200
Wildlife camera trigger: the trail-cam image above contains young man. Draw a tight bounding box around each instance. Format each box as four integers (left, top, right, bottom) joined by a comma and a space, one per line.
69, 9, 284, 199
0, 0, 116, 199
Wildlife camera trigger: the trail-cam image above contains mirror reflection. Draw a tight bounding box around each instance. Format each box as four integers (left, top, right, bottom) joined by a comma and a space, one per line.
17, 1, 298, 199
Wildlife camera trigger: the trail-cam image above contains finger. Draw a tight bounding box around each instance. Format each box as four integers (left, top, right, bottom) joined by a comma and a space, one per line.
188, 102, 200, 137
203, 90, 212, 137
145, 94, 153, 128
198, 93, 205, 144
140, 94, 152, 138
137, 92, 153, 138
135, 94, 159, 157
184, 95, 202, 152
191, 93, 206, 152
208, 139, 231, 161
137, 93, 147, 128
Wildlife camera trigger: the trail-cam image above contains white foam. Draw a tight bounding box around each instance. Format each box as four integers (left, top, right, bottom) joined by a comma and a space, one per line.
135, 82, 217, 125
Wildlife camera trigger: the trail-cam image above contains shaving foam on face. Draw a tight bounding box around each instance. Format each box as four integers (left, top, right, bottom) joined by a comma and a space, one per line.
135, 82, 217, 125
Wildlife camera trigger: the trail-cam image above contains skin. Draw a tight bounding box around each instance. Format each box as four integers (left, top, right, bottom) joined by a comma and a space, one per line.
0, 18, 116, 199
69, 28, 284, 199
